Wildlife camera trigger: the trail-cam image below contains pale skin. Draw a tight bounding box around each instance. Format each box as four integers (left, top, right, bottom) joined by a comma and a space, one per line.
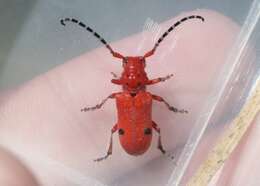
0, 9, 257, 186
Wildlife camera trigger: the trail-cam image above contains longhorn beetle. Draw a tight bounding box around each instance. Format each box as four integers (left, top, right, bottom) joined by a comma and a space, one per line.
60, 15, 204, 162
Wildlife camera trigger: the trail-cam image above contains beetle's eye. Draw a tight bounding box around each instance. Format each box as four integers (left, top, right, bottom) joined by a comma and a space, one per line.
119, 128, 125, 135
144, 128, 152, 135
122, 59, 127, 67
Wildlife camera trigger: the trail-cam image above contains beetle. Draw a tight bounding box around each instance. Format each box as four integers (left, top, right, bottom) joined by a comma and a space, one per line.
60, 15, 204, 161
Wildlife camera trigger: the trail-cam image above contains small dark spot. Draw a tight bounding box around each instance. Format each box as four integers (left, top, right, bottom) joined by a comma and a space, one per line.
144, 128, 152, 135
174, 21, 180, 27
60, 19, 65, 26
181, 17, 188, 22
87, 27, 93, 32
71, 18, 78, 23
94, 32, 100, 38
119, 128, 125, 135
100, 38, 107, 44
130, 93, 136, 97
162, 32, 168, 38
168, 27, 173, 32
79, 22, 86, 28
196, 15, 205, 21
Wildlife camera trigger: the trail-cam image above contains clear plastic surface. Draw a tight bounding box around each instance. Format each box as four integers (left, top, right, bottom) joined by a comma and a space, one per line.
0, 0, 259, 186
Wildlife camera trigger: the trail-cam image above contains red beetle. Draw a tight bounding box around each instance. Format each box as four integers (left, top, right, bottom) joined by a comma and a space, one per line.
60, 15, 204, 161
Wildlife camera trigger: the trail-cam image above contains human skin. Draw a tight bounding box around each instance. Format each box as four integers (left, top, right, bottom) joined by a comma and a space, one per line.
0, 147, 39, 186
0, 9, 256, 186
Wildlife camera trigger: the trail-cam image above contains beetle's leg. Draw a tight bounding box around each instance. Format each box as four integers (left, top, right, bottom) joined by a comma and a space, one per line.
94, 124, 118, 162
81, 93, 118, 112
111, 79, 123, 85
110, 72, 118, 78
110, 72, 122, 85
152, 94, 188, 114
152, 121, 175, 160
152, 121, 166, 154
146, 74, 173, 85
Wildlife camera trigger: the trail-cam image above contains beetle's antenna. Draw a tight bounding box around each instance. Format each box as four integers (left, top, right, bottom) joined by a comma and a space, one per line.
60, 18, 124, 59
144, 15, 204, 58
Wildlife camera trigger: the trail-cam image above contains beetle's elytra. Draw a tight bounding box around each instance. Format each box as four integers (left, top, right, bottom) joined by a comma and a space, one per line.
60, 15, 204, 161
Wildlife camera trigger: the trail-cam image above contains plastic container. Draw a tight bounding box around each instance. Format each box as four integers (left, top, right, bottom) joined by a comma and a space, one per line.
0, 0, 259, 186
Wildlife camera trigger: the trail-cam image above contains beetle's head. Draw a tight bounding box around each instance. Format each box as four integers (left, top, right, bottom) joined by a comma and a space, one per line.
121, 56, 148, 95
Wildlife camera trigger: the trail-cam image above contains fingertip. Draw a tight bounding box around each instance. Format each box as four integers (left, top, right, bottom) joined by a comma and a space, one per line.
0, 147, 39, 186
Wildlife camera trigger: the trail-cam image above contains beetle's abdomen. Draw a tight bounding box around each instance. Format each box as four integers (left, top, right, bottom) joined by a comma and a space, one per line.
115, 91, 153, 155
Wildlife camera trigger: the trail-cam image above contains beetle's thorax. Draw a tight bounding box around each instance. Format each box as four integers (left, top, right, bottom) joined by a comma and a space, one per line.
120, 56, 148, 95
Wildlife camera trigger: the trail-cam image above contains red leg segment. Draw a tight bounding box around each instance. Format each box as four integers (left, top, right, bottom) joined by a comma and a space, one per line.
147, 74, 173, 85
152, 94, 188, 114
152, 121, 166, 154
81, 93, 119, 112
94, 124, 118, 162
